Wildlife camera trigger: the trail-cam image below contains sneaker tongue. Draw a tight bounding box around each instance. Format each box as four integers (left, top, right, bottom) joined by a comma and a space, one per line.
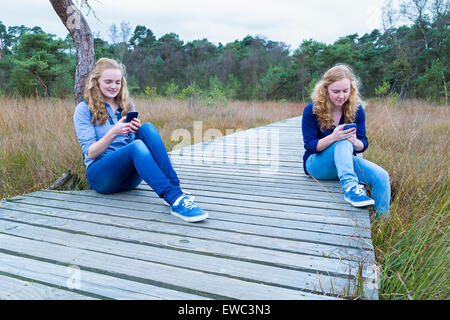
172, 195, 186, 206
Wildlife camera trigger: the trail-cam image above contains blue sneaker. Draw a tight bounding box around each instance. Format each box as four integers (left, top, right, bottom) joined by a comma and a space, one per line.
170, 195, 208, 222
164, 191, 195, 206
344, 184, 375, 207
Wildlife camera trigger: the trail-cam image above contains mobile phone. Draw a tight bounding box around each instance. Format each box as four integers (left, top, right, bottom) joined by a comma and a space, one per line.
125, 111, 139, 123
344, 123, 356, 130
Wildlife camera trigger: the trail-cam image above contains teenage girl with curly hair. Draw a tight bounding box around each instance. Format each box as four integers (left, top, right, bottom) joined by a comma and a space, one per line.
73, 57, 208, 222
302, 64, 390, 217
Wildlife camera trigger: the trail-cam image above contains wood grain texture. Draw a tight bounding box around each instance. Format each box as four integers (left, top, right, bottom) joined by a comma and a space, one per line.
0, 116, 378, 300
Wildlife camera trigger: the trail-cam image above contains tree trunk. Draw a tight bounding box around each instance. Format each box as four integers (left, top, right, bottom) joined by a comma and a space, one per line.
49, 0, 95, 104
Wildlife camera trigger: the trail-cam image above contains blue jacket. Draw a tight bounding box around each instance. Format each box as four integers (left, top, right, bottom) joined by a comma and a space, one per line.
73, 100, 135, 169
301, 102, 369, 175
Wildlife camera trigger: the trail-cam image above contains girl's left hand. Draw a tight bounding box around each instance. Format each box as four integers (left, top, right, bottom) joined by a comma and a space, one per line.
129, 118, 141, 134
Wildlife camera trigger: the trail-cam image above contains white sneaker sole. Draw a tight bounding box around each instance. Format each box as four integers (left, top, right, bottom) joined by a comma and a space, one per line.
170, 210, 209, 222
344, 197, 375, 207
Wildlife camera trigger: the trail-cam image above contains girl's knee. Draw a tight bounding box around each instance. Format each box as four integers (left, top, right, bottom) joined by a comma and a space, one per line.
130, 139, 148, 154
370, 166, 390, 188
139, 122, 158, 135
379, 167, 390, 184
334, 139, 353, 149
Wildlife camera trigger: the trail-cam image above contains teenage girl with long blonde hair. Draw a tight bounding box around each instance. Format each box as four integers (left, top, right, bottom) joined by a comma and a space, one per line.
302, 64, 390, 217
74, 58, 208, 222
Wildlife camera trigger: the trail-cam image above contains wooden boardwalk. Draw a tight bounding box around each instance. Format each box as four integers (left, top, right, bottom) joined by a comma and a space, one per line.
0, 116, 378, 300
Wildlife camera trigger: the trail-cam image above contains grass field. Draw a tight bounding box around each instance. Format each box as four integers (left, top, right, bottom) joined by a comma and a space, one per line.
0, 97, 448, 299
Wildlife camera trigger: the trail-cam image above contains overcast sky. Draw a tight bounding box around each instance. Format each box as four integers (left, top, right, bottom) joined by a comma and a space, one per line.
1, 0, 391, 50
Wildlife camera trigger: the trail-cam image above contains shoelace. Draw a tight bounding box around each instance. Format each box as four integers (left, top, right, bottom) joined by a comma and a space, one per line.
353, 184, 366, 196
181, 198, 197, 210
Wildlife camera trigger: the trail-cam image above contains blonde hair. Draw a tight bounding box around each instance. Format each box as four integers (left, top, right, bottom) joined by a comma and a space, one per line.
311, 64, 361, 130
84, 58, 134, 125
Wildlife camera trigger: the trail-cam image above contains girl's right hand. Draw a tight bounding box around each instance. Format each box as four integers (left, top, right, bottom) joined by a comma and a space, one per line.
332, 124, 356, 142
111, 116, 131, 137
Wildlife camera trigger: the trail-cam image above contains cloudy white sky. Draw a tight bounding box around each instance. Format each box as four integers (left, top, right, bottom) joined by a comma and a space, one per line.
1, 0, 390, 50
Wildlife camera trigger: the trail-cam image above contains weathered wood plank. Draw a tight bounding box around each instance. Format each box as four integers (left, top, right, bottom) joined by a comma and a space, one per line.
0, 252, 208, 300
0, 274, 96, 300
0, 233, 335, 299
138, 180, 352, 205
0, 220, 372, 297
167, 169, 344, 192
141, 179, 350, 205
10, 193, 371, 239
0, 204, 374, 274
23, 189, 371, 228
13, 192, 364, 235
18, 192, 372, 249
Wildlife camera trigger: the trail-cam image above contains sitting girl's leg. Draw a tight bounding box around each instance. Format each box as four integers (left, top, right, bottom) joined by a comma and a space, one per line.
353, 157, 391, 216
306, 140, 374, 207
87, 140, 183, 205
306, 140, 359, 189
332, 139, 361, 191
135, 123, 180, 187
305, 143, 338, 180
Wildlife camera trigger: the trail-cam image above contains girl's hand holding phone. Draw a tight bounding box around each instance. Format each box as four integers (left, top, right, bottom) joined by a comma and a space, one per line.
129, 118, 141, 134
111, 116, 131, 137
332, 124, 356, 142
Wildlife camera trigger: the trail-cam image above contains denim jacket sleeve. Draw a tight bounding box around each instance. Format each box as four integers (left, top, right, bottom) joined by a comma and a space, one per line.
73, 101, 97, 159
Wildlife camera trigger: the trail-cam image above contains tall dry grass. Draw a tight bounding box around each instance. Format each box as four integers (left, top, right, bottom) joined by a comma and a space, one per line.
364, 99, 449, 299
0, 97, 300, 199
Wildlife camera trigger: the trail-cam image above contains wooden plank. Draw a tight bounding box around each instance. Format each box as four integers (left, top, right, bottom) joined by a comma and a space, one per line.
60, 187, 367, 217
19, 192, 372, 249
12, 193, 370, 239
168, 170, 344, 193
22, 189, 370, 228
0, 220, 372, 297
138, 180, 352, 205
0, 233, 335, 299
129, 187, 370, 234
0, 274, 96, 300
170, 153, 304, 167
155, 172, 345, 194
15, 191, 362, 233
0, 252, 208, 300
120, 189, 370, 235
55, 188, 368, 219
0, 204, 374, 274
170, 162, 343, 186
143, 179, 349, 205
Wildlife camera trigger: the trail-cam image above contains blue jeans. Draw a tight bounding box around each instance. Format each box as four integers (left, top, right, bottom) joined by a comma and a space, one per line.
306, 140, 390, 216
86, 123, 183, 205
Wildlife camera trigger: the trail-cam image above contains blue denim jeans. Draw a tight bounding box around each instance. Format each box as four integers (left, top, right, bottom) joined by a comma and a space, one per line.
86, 123, 183, 205
306, 140, 390, 216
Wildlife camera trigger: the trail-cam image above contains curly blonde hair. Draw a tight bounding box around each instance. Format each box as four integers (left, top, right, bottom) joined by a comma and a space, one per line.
84, 58, 134, 125
311, 64, 361, 130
